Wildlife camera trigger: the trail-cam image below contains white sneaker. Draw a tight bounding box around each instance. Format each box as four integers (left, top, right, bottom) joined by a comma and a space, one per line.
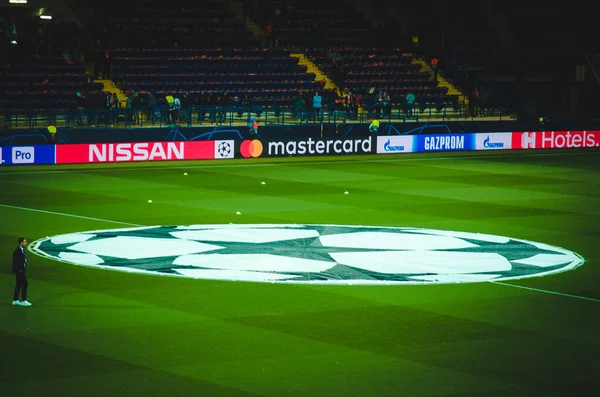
20, 300, 32, 307
12, 300, 21, 306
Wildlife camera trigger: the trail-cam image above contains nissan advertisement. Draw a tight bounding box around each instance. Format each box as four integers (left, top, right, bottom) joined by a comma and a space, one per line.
1, 131, 598, 166
54, 140, 234, 164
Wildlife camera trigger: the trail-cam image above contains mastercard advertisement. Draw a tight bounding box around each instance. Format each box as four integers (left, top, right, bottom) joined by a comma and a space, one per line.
240, 139, 264, 158
239, 137, 374, 158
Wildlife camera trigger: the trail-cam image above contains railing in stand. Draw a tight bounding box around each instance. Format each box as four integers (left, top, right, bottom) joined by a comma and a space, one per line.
1, 104, 514, 130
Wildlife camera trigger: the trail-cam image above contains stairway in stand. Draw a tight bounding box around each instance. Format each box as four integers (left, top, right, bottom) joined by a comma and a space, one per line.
411, 56, 469, 108
95, 79, 128, 107
229, 0, 263, 39
585, 53, 600, 86
290, 54, 339, 93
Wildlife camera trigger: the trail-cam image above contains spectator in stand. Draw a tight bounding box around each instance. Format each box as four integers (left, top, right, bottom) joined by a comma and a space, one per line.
431, 57, 439, 80
480, 88, 488, 117
110, 93, 120, 124
198, 91, 209, 122
103, 92, 111, 111
91, 45, 102, 79
365, 89, 376, 118
353, 90, 362, 120
217, 91, 230, 124
166, 95, 182, 125
242, 94, 253, 115
110, 93, 120, 109
405, 91, 415, 117
75, 91, 85, 125
83, 73, 92, 90
294, 95, 307, 121
375, 92, 384, 117
148, 92, 159, 122
313, 92, 323, 121
274, 6, 282, 23
208, 92, 218, 123
382, 91, 391, 118
344, 91, 354, 120
131, 93, 143, 125
179, 93, 190, 124
472, 87, 481, 117
232, 95, 243, 117
412, 34, 419, 57
125, 94, 133, 124
264, 23, 273, 48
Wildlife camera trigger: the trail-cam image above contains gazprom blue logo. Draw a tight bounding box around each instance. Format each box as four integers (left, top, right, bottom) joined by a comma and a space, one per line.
418, 134, 472, 152
483, 136, 504, 149
384, 138, 405, 152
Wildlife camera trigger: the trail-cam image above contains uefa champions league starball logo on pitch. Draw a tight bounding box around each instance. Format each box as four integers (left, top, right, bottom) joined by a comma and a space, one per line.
29, 224, 585, 285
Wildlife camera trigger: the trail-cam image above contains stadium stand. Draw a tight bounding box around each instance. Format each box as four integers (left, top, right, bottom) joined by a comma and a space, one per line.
92, 0, 338, 112
435, 1, 600, 119
240, 0, 463, 112
396, 0, 493, 51
305, 48, 457, 111
3, 0, 532, 129
110, 48, 336, 107
94, 0, 256, 49
0, 57, 102, 110
501, 3, 597, 51
240, 0, 373, 48
0, 9, 103, 122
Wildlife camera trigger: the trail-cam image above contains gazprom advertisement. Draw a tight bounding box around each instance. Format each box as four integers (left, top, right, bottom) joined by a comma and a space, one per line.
377, 132, 512, 154
414, 134, 474, 152
0, 145, 55, 166
2, 131, 598, 166
376, 136, 415, 154
474, 133, 513, 150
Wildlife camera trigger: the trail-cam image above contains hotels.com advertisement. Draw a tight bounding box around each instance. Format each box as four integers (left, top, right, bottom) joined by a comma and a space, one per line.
2, 131, 599, 166
512, 131, 600, 150
55, 140, 234, 164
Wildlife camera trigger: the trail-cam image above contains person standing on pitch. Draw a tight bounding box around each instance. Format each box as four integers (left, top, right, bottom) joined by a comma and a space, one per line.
12, 237, 32, 307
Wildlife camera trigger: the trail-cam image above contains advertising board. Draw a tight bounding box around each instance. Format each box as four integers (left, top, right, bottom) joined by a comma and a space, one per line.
239, 137, 373, 158
414, 134, 474, 152
376, 136, 415, 154
511, 131, 600, 150
55, 140, 234, 164
475, 133, 513, 150
0, 145, 55, 166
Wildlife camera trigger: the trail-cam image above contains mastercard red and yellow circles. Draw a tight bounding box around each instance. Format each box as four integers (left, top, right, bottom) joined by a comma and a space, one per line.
240, 140, 263, 158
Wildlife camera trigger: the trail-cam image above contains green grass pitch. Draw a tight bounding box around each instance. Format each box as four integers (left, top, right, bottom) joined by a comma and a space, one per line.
1, 149, 599, 396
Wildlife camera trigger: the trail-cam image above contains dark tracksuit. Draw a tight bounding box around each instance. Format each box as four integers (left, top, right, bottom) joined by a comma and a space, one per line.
12, 246, 28, 301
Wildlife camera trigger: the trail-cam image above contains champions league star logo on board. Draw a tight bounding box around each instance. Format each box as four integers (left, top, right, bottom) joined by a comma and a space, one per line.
216, 141, 232, 158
